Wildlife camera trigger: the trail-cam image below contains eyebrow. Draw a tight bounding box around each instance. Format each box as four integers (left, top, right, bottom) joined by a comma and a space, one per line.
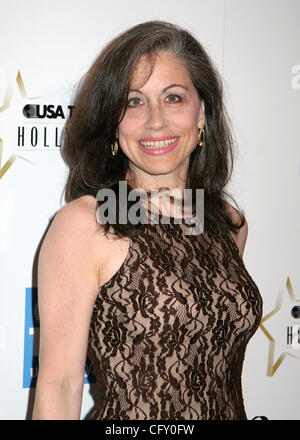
129, 83, 188, 94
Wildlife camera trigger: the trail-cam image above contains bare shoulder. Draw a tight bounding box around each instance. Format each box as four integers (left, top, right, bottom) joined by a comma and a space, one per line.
41, 195, 110, 285
223, 201, 248, 258
55, 194, 99, 232
52, 194, 110, 246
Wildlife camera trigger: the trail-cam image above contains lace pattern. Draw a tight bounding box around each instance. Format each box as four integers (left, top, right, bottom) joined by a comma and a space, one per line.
87, 219, 262, 420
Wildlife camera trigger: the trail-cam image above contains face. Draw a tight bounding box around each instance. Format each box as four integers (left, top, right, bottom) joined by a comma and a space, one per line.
117, 51, 205, 190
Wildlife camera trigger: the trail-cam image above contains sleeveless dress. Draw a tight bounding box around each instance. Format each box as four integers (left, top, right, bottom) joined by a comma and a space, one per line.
87, 214, 263, 420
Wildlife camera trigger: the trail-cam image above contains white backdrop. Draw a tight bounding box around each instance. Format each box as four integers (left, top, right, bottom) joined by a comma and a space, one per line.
0, 0, 299, 420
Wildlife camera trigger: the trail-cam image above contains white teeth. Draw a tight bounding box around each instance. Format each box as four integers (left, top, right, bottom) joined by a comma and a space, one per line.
140, 138, 178, 149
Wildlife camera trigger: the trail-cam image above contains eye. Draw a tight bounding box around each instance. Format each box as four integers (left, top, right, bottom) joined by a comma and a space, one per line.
128, 97, 143, 107
165, 94, 182, 103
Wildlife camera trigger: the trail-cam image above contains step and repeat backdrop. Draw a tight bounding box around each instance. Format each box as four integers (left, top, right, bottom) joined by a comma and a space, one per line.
0, 0, 299, 420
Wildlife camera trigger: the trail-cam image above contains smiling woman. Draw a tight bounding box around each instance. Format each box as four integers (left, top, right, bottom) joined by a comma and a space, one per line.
60, 20, 242, 237
118, 52, 204, 179
32, 21, 263, 421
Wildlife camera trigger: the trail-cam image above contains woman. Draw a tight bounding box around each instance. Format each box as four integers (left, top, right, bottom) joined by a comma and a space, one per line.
32, 21, 262, 420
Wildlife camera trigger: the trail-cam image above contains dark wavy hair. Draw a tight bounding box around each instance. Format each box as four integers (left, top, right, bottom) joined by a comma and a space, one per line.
61, 20, 245, 238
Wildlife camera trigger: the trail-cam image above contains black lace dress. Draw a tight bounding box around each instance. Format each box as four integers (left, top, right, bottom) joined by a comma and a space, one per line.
87, 215, 262, 420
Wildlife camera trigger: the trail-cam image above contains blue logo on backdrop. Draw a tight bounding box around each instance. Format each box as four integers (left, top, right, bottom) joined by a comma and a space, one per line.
23, 287, 96, 388
23, 288, 39, 388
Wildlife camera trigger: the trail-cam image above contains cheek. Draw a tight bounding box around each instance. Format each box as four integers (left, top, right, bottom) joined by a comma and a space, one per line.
172, 103, 202, 132
118, 113, 143, 140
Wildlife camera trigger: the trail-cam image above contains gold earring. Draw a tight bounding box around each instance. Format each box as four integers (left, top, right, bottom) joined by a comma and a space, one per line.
198, 128, 205, 147
111, 139, 119, 156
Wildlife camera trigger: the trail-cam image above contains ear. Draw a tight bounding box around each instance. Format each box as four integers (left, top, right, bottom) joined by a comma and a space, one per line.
197, 100, 205, 130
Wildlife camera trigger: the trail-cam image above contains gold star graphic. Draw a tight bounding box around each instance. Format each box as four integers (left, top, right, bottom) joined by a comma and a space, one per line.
0, 70, 37, 180
260, 276, 300, 376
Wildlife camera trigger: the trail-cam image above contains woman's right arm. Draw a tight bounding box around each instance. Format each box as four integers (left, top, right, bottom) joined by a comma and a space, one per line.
32, 197, 102, 420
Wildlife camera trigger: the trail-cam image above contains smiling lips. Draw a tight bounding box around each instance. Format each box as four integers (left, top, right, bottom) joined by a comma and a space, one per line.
138, 136, 179, 155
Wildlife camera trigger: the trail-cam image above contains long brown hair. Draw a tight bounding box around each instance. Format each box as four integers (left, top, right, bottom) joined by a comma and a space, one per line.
61, 20, 245, 238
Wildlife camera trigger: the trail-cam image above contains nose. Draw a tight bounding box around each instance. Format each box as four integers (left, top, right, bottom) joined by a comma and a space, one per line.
145, 103, 168, 130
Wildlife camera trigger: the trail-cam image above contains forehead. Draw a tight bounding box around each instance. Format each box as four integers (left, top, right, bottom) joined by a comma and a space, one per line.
130, 51, 193, 90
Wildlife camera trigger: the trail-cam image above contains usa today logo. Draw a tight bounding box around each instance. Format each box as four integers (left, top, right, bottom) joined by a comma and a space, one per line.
22, 104, 74, 119
18, 103, 74, 150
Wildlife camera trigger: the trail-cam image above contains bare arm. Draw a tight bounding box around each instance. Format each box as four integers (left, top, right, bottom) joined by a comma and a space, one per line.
32, 197, 102, 419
